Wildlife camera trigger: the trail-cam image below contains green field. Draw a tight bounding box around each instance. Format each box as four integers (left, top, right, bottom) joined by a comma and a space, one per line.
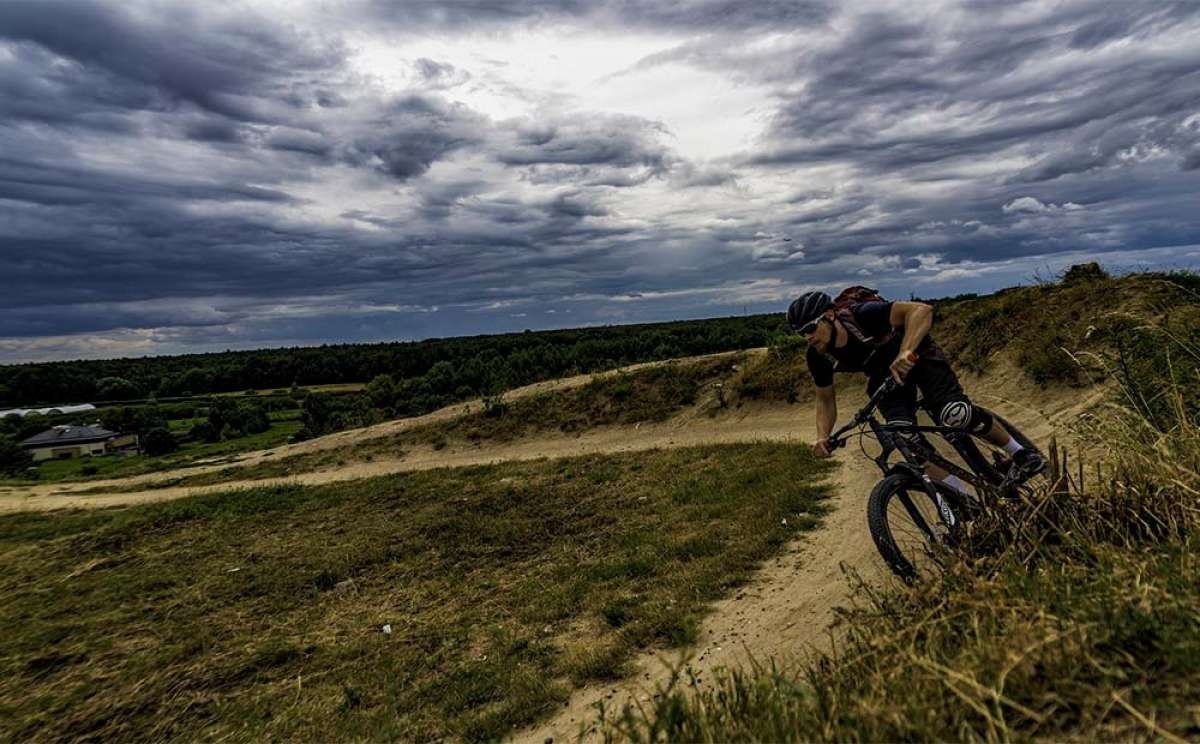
0, 443, 831, 741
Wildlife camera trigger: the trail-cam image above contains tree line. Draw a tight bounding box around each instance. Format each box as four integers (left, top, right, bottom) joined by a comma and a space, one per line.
0, 315, 785, 408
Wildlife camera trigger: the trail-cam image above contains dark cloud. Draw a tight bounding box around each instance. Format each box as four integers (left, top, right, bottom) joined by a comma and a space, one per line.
413, 58, 471, 89
360, 0, 834, 32
0, 0, 344, 123
338, 96, 487, 179
265, 127, 332, 156
499, 115, 671, 169
747, 3, 1200, 178
0, 152, 293, 208
184, 118, 246, 144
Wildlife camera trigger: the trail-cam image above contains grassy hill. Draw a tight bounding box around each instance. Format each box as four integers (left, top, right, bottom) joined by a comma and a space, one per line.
600, 268, 1200, 741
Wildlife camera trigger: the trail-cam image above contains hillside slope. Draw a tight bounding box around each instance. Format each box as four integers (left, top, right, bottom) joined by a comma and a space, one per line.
593, 270, 1200, 742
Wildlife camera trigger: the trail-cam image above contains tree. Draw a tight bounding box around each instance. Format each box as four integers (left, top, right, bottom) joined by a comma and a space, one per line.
95, 377, 141, 401
191, 399, 269, 442
0, 434, 33, 475
425, 361, 458, 395
366, 374, 398, 411
141, 428, 179, 457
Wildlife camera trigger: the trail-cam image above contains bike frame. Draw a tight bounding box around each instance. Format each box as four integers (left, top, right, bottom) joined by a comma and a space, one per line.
828, 379, 1017, 534
869, 418, 987, 526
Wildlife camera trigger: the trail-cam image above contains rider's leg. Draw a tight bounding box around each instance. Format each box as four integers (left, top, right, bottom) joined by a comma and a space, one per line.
916, 359, 1044, 474
912, 360, 997, 439
981, 419, 1022, 452
872, 374, 969, 494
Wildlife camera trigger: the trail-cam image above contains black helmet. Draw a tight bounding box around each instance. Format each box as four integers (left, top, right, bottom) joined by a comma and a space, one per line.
787, 291, 832, 333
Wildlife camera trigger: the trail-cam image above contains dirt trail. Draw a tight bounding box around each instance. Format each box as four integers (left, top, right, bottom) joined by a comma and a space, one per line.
0, 353, 1103, 743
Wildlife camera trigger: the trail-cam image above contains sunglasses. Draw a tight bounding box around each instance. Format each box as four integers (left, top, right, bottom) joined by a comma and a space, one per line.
796, 317, 823, 336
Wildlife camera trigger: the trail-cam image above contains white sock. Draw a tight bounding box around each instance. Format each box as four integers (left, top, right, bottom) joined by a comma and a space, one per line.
1003, 438, 1025, 455
942, 475, 971, 495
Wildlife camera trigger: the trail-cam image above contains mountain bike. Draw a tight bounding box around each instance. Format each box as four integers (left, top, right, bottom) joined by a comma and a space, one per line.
827, 378, 1045, 581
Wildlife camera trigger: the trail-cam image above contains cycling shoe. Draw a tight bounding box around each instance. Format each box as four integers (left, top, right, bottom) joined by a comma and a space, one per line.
1012, 448, 1046, 480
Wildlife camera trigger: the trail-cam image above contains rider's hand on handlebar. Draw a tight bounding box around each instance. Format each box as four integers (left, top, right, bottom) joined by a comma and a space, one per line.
813, 439, 835, 458
889, 350, 919, 383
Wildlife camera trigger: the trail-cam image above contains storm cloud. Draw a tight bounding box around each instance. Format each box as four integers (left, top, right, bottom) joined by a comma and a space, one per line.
1, 0, 1199, 361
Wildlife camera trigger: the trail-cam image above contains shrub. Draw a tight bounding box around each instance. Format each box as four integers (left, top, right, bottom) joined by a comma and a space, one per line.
142, 427, 179, 457
1061, 261, 1110, 284
0, 434, 34, 475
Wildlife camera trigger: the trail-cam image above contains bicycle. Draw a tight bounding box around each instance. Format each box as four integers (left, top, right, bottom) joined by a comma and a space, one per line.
826, 377, 1045, 581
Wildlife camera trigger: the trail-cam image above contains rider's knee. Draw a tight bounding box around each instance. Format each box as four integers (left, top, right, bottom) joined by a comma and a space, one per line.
937, 399, 993, 435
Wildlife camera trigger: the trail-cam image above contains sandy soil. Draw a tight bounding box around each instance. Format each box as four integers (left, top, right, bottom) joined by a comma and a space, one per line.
0, 352, 1104, 743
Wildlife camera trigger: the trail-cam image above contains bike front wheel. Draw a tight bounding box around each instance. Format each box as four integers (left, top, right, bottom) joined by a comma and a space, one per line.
867, 473, 958, 581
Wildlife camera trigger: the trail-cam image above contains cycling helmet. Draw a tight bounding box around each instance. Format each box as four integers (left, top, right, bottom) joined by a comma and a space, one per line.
787, 291, 833, 333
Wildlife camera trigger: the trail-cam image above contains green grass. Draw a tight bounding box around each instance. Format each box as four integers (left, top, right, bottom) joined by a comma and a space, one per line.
0, 442, 831, 742
166, 416, 205, 432
727, 335, 811, 404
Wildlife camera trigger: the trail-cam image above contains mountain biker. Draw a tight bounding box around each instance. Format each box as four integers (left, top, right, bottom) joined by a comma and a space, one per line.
787, 289, 1045, 494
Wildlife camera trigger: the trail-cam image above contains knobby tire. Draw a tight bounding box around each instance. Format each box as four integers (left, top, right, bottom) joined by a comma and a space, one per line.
867, 473, 955, 581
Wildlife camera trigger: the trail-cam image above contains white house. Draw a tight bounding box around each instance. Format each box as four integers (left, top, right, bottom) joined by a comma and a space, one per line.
19, 424, 139, 462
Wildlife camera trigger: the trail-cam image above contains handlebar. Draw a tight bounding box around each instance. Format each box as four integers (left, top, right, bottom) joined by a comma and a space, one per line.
825, 377, 899, 450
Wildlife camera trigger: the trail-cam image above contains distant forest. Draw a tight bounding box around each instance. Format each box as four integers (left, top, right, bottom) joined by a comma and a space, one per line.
0, 315, 787, 410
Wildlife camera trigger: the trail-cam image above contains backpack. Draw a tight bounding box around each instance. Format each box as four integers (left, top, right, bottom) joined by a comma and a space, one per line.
829, 286, 895, 347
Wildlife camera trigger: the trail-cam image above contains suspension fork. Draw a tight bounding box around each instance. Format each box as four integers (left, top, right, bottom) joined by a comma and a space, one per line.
881, 419, 967, 533
889, 460, 959, 535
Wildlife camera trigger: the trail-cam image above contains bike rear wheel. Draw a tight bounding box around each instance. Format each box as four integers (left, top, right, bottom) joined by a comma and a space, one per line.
867, 473, 958, 581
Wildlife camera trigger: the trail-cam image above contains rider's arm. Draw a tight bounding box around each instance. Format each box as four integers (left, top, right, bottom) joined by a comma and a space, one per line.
889, 301, 934, 354
815, 384, 837, 442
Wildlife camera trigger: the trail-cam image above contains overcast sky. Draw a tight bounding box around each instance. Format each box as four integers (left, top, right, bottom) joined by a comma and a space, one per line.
2, 0, 1199, 362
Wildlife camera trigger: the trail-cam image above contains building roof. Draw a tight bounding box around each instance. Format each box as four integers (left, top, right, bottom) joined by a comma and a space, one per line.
20, 424, 121, 448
